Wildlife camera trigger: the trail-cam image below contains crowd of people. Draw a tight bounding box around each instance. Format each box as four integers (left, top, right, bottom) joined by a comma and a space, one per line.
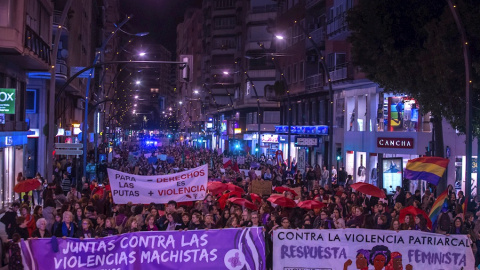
1, 143, 480, 269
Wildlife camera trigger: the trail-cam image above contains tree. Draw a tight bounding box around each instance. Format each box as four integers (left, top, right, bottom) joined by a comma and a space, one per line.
347, 0, 480, 139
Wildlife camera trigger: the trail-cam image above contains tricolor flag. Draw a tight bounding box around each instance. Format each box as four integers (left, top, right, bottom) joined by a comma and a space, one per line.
223, 158, 232, 168
428, 189, 449, 224
405, 157, 449, 185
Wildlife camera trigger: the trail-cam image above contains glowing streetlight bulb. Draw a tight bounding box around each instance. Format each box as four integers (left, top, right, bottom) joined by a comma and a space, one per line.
194, 90, 199, 94
139, 52, 146, 56
179, 101, 183, 105
223, 71, 229, 75
135, 80, 141, 85
275, 35, 284, 40
134, 95, 139, 99
134, 104, 137, 107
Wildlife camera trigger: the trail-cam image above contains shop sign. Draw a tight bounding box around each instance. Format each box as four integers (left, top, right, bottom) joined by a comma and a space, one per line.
243, 134, 254, 140
278, 135, 288, 143
0, 88, 15, 114
377, 137, 414, 149
275, 125, 328, 135
296, 137, 319, 146
261, 134, 278, 143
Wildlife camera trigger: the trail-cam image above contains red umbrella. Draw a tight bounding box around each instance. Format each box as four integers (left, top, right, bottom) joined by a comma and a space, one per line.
267, 196, 297, 208
14, 179, 40, 193
226, 183, 245, 194
218, 193, 229, 209
274, 186, 298, 197
350, 182, 386, 198
228, 197, 258, 210
207, 182, 227, 195
228, 191, 243, 198
250, 193, 262, 203
399, 206, 432, 229
297, 200, 325, 210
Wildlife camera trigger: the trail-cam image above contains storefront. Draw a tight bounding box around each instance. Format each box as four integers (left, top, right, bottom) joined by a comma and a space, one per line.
0, 131, 33, 208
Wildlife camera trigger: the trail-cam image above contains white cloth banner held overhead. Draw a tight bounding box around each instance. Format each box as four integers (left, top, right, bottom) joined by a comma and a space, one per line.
107, 164, 208, 204
273, 228, 474, 270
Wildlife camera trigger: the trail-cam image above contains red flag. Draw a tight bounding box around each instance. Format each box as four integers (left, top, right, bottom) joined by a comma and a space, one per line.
223, 159, 232, 168
232, 162, 240, 172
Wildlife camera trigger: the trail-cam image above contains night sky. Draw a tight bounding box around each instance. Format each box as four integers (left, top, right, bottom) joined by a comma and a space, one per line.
120, 0, 203, 54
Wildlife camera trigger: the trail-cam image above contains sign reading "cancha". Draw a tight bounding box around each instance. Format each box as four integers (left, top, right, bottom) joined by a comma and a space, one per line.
377, 137, 414, 149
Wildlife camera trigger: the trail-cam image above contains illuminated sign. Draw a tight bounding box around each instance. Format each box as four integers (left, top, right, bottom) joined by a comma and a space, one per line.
27, 129, 39, 138
0, 88, 15, 114
261, 134, 278, 143
296, 137, 319, 146
206, 122, 213, 129
275, 125, 328, 135
234, 128, 242, 134
377, 137, 414, 149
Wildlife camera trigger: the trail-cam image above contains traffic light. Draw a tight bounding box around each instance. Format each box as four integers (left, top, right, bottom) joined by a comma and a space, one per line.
255, 144, 259, 152
336, 148, 342, 161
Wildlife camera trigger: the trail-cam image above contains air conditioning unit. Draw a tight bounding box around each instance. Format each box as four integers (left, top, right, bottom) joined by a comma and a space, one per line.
76, 99, 84, 109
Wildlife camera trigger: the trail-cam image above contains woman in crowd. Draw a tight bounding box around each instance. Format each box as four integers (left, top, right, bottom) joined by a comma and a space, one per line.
413, 214, 429, 232
31, 218, 51, 238
54, 211, 77, 238
124, 217, 139, 233
101, 217, 119, 237
142, 214, 159, 231
77, 219, 96, 239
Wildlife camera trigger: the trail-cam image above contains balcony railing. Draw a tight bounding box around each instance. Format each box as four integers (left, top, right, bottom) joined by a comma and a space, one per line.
53, 10, 69, 31
326, 12, 348, 37
307, 27, 325, 50
24, 25, 51, 65
306, 0, 323, 9
328, 63, 352, 82
55, 59, 68, 80
305, 74, 325, 91
251, 5, 277, 14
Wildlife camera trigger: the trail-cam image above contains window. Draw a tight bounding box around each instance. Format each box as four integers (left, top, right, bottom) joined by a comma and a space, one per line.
327, 53, 346, 70
292, 64, 297, 83
263, 111, 280, 124
214, 0, 235, 9
299, 62, 304, 81
213, 16, 236, 30
26, 89, 37, 114
0, 0, 12, 27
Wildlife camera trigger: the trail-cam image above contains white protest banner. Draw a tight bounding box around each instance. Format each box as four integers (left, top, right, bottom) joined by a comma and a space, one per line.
273, 228, 474, 270
108, 164, 208, 204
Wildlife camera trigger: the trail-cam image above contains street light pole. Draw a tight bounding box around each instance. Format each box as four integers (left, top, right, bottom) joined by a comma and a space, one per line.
82, 15, 133, 180
258, 43, 292, 167
47, 0, 74, 182
446, 0, 474, 198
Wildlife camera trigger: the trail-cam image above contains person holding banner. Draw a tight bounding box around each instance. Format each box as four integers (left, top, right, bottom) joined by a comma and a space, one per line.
142, 214, 159, 231
54, 211, 77, 238
77, 219, 96, 239
123, 216, 140, 233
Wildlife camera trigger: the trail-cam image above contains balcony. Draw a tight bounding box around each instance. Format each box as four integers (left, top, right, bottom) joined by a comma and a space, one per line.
211, 47, 236, 55
327, 12, 348, 37
247, 69, 275, 78
306, 27, 325, 50
246, 11, 276, 24
53, 10, 69, 32
328, 63, 353, 82
24, 25, 52, 68
212, 8, 236, 17
245, 41, 270, 51
55, 59, 68, 81
305, 74, 325, 92
306, 0, 324, 9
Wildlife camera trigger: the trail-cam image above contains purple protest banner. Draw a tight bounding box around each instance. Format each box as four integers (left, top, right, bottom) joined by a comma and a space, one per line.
21, 228, 265, 270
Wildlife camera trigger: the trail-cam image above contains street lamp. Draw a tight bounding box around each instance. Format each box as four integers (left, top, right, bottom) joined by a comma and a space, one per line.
275, 35, 284, 40
179, 101, 183, 105
135, 80, 141, 85
193, 90, 199, 94
139, 52, 146, 57
134, 95, 139, 99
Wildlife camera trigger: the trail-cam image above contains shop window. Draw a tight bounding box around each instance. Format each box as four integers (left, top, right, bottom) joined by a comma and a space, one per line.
335, 98, 344, 128
357, 95, 367, 132
381, 95, 420, 132
346, 96, 355, 131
